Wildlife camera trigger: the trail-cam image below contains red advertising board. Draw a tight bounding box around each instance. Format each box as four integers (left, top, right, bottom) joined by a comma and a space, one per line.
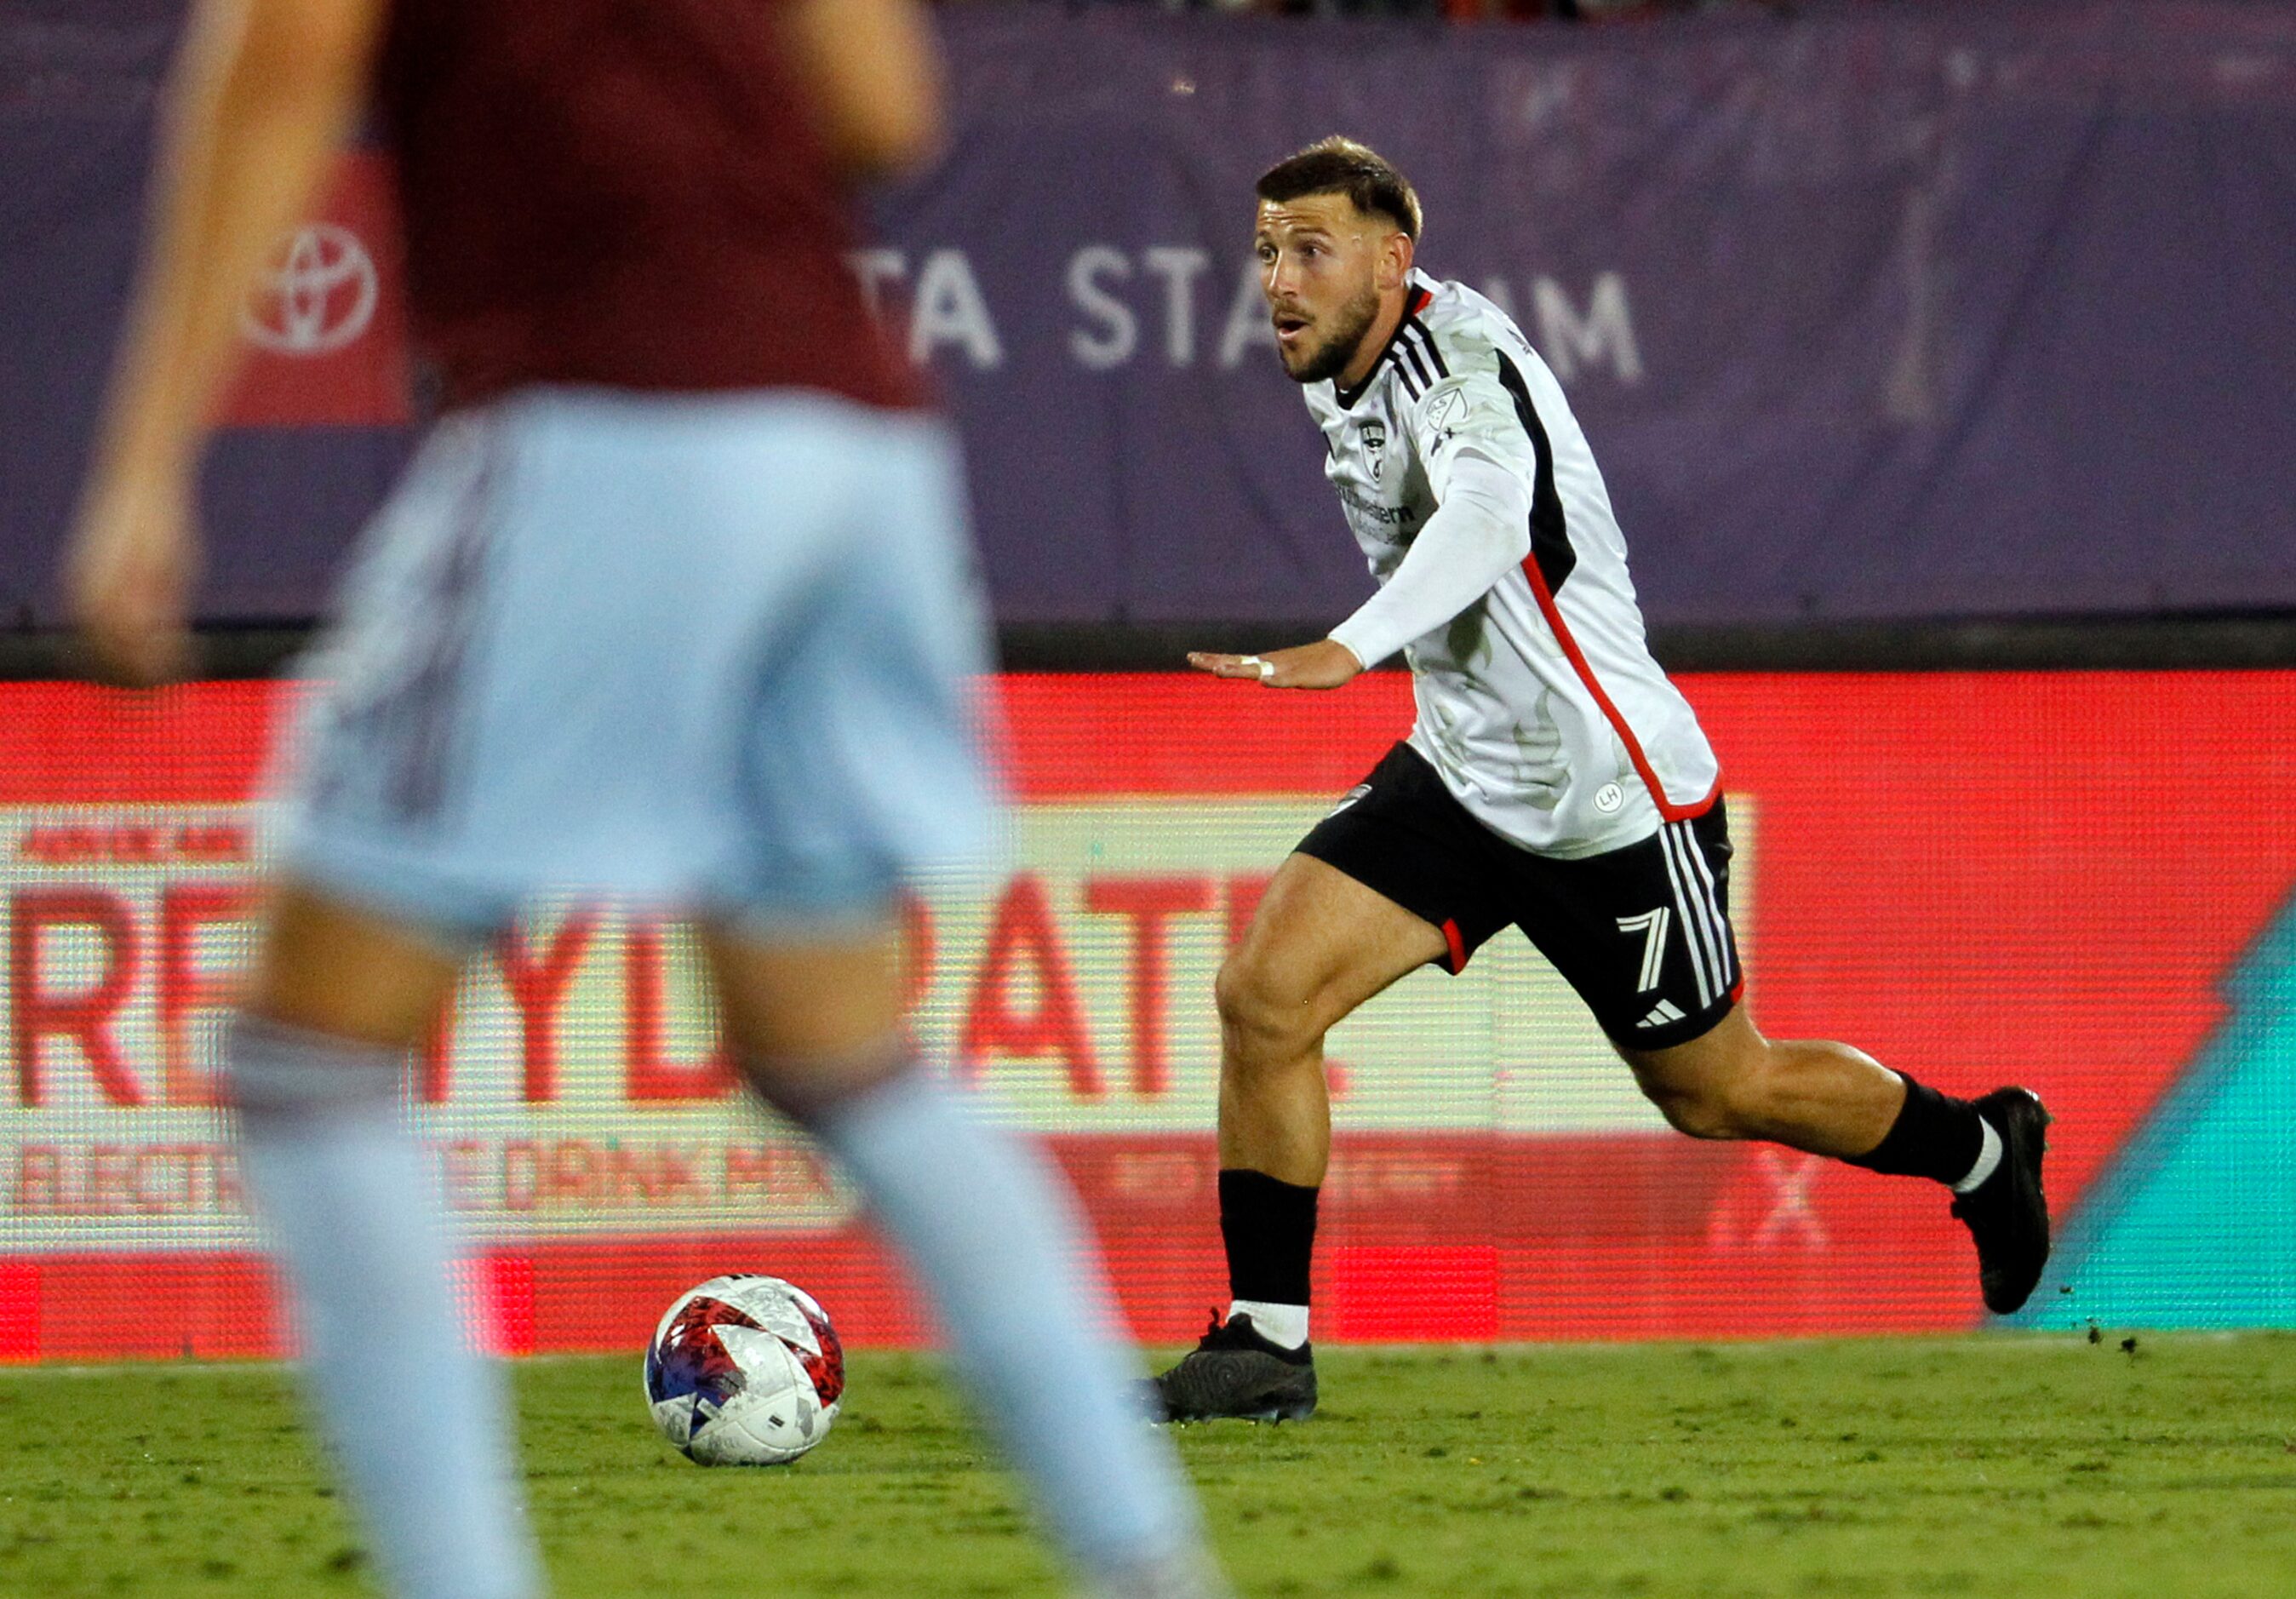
3, 673, 2293, 1361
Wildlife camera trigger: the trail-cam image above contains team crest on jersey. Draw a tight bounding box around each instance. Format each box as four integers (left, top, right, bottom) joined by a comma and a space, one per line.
1360, 419, 1388, 480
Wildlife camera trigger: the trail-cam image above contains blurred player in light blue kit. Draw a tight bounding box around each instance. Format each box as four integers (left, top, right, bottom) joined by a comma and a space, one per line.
66, 2, 1225, 1595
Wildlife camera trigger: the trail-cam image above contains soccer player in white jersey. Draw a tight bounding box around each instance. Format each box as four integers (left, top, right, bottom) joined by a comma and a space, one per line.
1154, 139, 2051, 1423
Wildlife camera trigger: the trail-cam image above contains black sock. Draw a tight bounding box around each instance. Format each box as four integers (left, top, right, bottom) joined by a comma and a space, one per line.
1843, 1072, 1985, 1186
1218, 1168, 1318, 1306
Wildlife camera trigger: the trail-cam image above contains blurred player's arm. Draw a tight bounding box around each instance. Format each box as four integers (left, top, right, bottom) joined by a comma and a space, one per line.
781, 0, 947, 180
69, 0, 386, 685
1189, 451, 1531, 690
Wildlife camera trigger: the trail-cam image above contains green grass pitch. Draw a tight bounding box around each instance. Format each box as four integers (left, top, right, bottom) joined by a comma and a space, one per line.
5, 1335, 2295, 1596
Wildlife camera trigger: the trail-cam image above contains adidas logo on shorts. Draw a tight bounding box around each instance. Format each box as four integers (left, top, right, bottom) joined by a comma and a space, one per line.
1636, 999, 1686, 1029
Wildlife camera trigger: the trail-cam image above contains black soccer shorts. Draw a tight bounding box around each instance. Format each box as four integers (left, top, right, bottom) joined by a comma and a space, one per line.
1295, 742, 1743, 1050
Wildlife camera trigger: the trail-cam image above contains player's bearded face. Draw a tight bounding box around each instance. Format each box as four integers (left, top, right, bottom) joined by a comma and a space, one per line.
1275, 279, 1381, 385
1257, 199, 1388, 386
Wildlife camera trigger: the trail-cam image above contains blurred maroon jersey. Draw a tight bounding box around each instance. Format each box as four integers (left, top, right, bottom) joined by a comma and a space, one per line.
376, 0, 920, 411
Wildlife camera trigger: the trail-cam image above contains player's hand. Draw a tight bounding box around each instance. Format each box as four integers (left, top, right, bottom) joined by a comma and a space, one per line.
66, 463, 199, 686
1186, 639, 1362, 690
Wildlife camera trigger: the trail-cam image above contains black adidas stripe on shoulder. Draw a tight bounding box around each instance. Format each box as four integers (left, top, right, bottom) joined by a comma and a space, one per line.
1407, 325, 1440, 388
1406, 317, 1450, 380
1392, 325, 1443, 397
1380, 314, 1454, 403
1391, 343, 1427, 399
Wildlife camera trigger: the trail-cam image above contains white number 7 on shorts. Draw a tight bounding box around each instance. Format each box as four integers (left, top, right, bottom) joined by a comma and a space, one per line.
1616, 907, 1672, 994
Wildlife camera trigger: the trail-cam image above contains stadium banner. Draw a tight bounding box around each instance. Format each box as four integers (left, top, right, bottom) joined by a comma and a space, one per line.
5, 2, 2295, 632
3, 672, 2294, 1361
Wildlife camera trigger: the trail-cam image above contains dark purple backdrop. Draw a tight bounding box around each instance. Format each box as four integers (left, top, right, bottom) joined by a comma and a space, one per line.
4, 1, 2293, 630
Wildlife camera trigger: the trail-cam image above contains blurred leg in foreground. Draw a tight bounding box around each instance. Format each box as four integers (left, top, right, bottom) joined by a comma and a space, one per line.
707, 925, 1226, 1599
230, 886, 541, 1599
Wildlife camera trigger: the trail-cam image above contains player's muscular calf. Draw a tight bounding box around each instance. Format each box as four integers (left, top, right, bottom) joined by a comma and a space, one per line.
1215, 854, 1447, 1185
1620, 1010, 2052, 1316
1618, 1006, 1905, 1160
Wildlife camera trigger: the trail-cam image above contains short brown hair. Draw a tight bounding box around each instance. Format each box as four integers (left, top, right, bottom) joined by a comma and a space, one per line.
1255, 137, 1423, 242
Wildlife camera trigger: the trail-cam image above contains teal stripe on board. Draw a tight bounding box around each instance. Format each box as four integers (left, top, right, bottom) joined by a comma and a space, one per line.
2018, 898, 2296, 1329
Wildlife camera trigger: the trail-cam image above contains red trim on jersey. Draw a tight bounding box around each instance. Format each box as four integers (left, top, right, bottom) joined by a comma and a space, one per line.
1440, 917, 1468, 975
1516, 557, 1722, 824
1407, 285, 1434, 318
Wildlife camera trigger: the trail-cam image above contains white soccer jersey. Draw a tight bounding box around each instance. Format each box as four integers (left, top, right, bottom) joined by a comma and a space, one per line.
1307, 271, 1719, 857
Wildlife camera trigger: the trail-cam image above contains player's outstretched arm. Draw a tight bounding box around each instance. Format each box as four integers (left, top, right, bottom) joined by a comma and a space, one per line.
1321, 449, 1532, 673
1186, 640, 1364, 690
70, 0, 386, 685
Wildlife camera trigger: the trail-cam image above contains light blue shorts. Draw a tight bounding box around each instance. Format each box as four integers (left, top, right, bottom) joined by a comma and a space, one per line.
277, 387, 1005, 938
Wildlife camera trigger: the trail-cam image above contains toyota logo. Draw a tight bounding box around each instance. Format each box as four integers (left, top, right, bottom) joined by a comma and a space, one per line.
238, 223, 378, 355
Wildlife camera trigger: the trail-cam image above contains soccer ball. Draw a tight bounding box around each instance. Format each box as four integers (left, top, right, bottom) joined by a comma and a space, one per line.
643, 1275, 845, 1465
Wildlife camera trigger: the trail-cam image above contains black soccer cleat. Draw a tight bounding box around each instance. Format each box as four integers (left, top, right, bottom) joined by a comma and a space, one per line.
1950, 1086, 2053, 1315
1148, 1311, 1317, 1424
